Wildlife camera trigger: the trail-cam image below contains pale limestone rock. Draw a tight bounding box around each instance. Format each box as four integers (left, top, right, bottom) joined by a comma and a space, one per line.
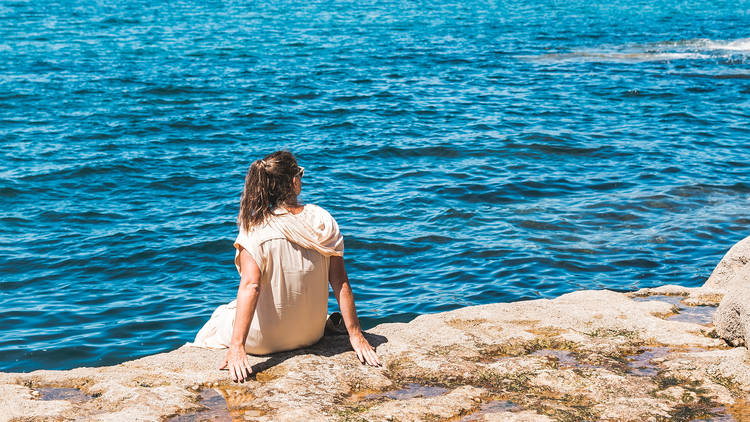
682, 293, 724, 307
714, 263, 750, 347
657, 348, 747, 404
0, 384, 71, 421
474, 410, 554, 421
0, 288, 748, 421
487, 356, 549, 375
594, 397, 671, 420
657, 386, 686, 401
631, 284, 724, 306
361, 385, 485, 421
632, 284, 692, 297
6, 238, 750, 420
704, 234, 750, 291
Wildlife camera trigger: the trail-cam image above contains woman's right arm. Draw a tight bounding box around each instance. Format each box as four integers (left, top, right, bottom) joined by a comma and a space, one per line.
328, 255, 381, 366
219, 247, 261, 382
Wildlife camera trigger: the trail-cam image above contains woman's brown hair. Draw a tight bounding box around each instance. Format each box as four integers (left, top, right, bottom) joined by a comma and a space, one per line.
238, 151, 302, 230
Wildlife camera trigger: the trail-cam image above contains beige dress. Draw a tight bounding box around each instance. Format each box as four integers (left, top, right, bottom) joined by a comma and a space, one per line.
188, 204, 344, 354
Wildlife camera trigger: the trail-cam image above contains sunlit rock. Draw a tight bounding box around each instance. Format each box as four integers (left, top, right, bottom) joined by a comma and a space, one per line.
714, 263, 750, 347
703, 234, 750, 291
3, 237, 750, 421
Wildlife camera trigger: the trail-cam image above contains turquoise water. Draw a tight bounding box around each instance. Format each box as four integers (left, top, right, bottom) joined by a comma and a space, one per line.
1, 0, 749, 372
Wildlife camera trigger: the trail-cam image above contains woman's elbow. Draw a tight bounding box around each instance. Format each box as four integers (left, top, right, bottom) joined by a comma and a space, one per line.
238, 278, 261, 295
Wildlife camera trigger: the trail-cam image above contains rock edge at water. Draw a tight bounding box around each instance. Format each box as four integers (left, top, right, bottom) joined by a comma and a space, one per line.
3, 237, 750, 421
712, 235, 750, 348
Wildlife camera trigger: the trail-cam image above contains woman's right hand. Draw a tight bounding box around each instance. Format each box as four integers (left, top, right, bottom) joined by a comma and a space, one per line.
349, 331, 381, 367
219, 345, 253, 383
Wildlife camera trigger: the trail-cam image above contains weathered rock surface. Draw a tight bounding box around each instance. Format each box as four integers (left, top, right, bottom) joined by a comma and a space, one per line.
5, 236, 750, 421
636, 235, 750, 350
713, 255, 750, 347
703, 234, 750, 291
2, 287, 750, 422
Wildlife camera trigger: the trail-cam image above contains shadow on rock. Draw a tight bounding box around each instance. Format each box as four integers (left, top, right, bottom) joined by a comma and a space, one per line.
247, 332, 389, 377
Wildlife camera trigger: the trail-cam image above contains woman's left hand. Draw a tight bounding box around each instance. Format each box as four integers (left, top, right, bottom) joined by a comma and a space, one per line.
349, 331, 381, 367
219, 345, 253, 383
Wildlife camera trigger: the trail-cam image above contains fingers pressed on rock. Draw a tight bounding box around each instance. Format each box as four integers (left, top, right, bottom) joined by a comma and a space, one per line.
236, 364, 246, 382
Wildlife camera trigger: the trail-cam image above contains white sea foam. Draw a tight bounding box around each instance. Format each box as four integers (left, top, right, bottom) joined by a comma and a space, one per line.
526, 51, 713, 63
526, 37, 750, 63
703, 37, 750, 51
657, 37, 750, 52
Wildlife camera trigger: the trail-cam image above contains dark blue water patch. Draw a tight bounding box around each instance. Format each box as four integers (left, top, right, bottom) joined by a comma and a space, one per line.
2, 0, 750, 372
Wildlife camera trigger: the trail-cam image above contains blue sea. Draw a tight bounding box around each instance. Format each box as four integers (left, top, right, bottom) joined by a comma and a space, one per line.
1, 0, 749, 372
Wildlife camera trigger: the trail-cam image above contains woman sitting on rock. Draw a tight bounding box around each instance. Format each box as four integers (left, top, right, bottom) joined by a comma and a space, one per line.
191, 151, 380, 382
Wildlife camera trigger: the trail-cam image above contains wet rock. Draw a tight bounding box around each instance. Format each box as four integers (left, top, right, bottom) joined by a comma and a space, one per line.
37, 387, 92, 402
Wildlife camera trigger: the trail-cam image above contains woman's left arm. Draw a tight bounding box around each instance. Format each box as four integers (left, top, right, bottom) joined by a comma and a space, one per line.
219, 247, 261, 383
329, 255, 381, 367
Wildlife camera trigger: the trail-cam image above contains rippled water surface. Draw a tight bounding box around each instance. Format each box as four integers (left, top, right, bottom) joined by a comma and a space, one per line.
1, 0, 749, 372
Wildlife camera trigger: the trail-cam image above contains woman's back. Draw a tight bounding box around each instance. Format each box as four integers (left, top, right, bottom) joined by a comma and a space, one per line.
192, 205, 332, 353
238, 206, 330, 353
192, 151, 379, 382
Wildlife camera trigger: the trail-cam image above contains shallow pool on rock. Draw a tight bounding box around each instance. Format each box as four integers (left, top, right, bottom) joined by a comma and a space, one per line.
168, 387, 266, 422
37, 387, 92, 403
633, 295, 716, 325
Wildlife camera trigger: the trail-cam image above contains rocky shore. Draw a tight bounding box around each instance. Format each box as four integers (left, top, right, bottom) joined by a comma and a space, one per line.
3, 236, 750, 422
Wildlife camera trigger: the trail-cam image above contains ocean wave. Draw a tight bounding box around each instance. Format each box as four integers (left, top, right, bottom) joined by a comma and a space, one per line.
526, 51, 713, 63
3, 0, 750, 373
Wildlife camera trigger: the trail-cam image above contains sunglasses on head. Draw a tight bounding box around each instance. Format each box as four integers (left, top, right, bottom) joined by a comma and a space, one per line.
296, 166, 305, 179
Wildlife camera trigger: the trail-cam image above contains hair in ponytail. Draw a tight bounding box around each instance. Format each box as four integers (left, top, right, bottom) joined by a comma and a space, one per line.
238, 151, 302, 230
